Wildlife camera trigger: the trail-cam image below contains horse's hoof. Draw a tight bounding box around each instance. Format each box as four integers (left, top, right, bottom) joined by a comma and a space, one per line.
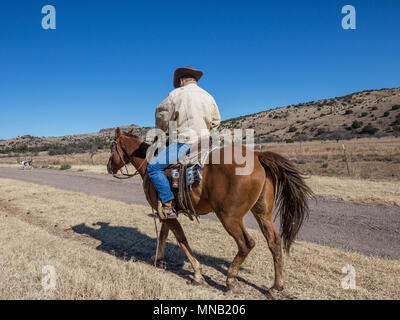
264, 284, 284, 299
226, 278, 239, 292
272, 283, 284, 291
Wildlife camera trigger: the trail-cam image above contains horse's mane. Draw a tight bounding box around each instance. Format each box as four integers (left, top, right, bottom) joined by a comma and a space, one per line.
121, 132, 149, 158
122, 132, 141, 139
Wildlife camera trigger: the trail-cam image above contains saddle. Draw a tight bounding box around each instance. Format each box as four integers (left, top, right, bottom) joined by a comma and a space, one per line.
143, 138, 219, 222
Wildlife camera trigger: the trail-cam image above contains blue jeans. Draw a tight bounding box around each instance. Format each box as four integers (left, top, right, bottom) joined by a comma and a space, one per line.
147, 143, 191, 204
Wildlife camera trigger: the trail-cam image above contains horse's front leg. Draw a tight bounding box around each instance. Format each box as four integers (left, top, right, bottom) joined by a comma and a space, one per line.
151, 222, 169, 263
165, 219, 204, 285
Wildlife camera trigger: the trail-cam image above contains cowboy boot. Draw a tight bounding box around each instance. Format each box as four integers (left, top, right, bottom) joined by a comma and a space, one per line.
162, 200, 177, 219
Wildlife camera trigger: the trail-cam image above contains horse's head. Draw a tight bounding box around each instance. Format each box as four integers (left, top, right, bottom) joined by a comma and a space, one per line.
107, 127, 147, 174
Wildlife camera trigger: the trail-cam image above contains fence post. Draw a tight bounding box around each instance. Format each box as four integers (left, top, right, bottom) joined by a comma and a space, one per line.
342, 144, 351, 176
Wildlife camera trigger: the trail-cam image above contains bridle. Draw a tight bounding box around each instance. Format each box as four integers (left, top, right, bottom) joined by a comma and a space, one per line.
110, 138, 146, 179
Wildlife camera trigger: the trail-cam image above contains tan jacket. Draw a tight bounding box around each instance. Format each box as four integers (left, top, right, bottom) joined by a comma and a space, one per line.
155, 83, 221, 144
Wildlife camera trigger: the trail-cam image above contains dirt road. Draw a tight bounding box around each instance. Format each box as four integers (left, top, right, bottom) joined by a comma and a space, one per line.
0, 167, 399, 260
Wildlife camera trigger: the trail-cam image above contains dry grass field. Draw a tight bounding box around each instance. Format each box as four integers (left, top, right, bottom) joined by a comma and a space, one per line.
0, 178, 399, 300
1, 137, 399, 206
261, 137, 400, 180
0, 138, 400, 181
0, 152, 113, 174
0, 151, 110, 168
308, 176, 400, 206
1, 137, 399, 180
1, 137, 399, 179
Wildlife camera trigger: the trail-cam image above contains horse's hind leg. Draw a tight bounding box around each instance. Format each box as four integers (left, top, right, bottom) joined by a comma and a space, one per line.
164, 219, 204, 284
251, 178, 284, 291
151, 222, 169, 263
216, 213, 255, 291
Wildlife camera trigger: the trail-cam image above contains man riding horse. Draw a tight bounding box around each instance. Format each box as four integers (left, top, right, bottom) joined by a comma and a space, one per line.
108, 67, 312, 290
147, 67, 221, 219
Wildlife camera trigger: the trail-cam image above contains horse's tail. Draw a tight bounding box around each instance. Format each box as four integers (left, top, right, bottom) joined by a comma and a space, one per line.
258, 151, 313, 253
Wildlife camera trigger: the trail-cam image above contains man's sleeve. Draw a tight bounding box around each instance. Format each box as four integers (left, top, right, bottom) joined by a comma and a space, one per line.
155, 96, 172, 132
211, 99, 221, 129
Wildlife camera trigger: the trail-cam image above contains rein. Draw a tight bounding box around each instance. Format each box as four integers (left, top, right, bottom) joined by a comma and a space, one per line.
111, 139, 146, 180
110, 137, 161, 264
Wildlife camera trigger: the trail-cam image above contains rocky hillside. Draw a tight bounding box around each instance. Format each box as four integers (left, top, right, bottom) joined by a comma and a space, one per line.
1, 87, 399, 156
98, 124, 141, 134
220, 87, 400, 143
0, 125, 148, 156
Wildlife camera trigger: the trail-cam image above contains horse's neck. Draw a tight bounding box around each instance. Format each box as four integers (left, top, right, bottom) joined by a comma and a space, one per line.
130, 156, 148, 178
130, 140, 149, 178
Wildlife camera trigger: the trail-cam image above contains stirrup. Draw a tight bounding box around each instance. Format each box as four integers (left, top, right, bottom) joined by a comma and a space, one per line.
161, 205, 178, 220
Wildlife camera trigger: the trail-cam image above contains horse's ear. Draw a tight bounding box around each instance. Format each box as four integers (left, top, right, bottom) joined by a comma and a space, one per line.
127, 128, 134, 135
115, 127, 121, 139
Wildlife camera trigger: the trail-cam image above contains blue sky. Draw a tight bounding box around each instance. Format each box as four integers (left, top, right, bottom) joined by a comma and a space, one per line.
0, 0, 399, 139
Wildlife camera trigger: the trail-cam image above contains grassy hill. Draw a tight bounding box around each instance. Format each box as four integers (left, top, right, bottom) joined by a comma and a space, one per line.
220, 87, 400, 142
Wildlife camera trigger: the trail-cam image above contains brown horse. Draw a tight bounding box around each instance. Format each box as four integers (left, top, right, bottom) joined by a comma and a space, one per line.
107, 128, 312, 291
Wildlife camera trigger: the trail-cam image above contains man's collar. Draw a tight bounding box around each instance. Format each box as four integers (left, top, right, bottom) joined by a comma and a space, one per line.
182, 81, 197, 87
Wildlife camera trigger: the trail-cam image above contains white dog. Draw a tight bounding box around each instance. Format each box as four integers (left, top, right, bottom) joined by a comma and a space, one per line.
20, 160, 32, 170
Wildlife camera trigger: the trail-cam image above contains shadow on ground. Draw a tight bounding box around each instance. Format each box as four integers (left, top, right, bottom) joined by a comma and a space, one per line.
72, 222, 268, 295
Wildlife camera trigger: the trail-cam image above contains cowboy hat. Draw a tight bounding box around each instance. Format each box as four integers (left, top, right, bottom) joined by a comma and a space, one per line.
173, 66, 204, 88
